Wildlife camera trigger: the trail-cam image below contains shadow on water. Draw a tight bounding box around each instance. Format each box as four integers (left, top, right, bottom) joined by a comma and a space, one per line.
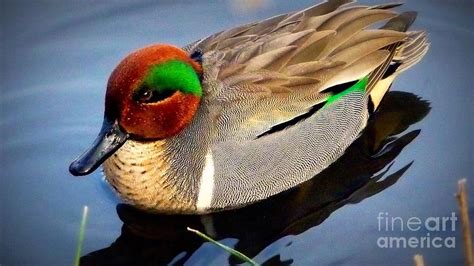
81, 91, 430, 265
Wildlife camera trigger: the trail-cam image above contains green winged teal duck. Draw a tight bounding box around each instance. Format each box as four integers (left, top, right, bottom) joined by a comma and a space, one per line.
70, 0, 429, 214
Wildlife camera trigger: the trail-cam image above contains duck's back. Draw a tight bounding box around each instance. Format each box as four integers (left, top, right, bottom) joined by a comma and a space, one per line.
182, 0, 429, 213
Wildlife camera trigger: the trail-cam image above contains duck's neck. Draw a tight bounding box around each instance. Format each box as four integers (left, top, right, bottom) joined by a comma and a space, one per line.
102, 138, 205, 213
102, 104, 212, 213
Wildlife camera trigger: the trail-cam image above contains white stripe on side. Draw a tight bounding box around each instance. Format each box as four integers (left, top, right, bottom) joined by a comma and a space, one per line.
196, 150, 215, 212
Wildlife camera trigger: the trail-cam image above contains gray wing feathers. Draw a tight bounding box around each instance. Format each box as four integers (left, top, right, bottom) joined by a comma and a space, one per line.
193, 1, 412, 142
211, 92, 369, 209
179, 1, 428, 210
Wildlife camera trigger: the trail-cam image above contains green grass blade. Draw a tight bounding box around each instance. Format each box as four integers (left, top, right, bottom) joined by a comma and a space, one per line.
187, 227, 260, 266
74, 206, 89, 266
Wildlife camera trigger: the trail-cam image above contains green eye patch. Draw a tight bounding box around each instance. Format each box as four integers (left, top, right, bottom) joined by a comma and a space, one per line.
141, 60, 202, 97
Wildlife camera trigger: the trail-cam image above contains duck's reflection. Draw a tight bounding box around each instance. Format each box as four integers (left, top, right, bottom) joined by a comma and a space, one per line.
81, 91, 430, 266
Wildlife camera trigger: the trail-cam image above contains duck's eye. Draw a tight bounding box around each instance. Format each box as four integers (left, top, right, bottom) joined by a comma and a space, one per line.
135, 85, 176, 104
138, 88, 153, 102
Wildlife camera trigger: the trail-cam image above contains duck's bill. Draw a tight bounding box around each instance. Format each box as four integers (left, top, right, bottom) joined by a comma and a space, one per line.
69, 119, 129, 176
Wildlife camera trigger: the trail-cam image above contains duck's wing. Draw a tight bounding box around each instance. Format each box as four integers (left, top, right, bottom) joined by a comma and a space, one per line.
184, 1, 429, 212
185, 0, 421, 142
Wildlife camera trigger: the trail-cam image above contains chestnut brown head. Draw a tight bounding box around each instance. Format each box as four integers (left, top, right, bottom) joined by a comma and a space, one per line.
70, 44, 202, 176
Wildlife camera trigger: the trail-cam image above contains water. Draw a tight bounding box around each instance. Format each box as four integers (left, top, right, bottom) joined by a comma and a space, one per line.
1, 0, 472, 265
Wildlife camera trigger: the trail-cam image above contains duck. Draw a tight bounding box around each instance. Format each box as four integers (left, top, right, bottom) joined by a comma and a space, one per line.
69, 0, 429, 214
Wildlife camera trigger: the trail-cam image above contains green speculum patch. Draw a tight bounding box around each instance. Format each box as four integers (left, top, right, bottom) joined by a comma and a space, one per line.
141, 60, 202, 97
324, 76, 368, 107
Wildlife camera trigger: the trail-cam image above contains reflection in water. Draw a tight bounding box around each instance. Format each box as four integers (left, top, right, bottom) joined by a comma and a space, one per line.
81, 91, 430, 265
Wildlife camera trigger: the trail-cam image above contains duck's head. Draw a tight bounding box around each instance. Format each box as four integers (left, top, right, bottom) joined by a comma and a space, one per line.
69, 44, 203, 176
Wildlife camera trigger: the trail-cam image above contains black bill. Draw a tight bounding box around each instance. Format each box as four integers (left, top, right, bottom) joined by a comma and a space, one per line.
69, 118, 129, 176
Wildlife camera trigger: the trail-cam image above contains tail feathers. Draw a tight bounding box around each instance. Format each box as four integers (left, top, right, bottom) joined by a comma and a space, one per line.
381, 11, 418, 32
397, 31, 430, 72
369, 12, 429, 110
370, 2, 404, 10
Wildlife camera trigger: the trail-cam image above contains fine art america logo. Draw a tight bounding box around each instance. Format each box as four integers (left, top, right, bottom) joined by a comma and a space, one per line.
377, 212, 458, 249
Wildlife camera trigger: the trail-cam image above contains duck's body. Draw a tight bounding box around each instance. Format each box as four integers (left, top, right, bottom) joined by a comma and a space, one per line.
70, 0, 429, 214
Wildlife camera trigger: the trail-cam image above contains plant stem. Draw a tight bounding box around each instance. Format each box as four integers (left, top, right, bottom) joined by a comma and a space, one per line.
187, 227, 259, 265
413, 254, 424, 266
456, 179, 473, 266
74, 206, 89, 266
